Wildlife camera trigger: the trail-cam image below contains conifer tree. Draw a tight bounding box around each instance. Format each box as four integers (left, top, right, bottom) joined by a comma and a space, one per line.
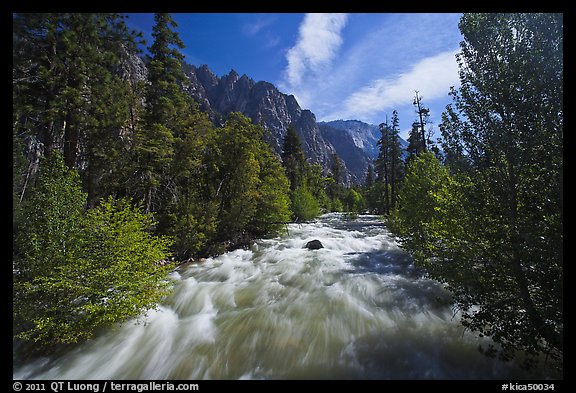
376, 111, 403, 214
281, 125, 307, 192
12, 13, 141, 206
134, 13, 194, 214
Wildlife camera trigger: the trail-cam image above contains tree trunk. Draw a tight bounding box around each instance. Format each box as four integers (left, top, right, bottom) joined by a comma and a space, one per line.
383, 170, 389, 216
414, 91, 427, 152
63, 112, 79, 169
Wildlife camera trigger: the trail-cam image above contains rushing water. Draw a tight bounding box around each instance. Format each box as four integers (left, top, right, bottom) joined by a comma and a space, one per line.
14, 214, 556, 379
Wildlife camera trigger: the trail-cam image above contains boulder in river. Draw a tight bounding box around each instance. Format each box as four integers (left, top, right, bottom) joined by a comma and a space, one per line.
304, 239, 324, 250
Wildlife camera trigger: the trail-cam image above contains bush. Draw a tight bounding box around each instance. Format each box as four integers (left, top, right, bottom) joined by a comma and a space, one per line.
291, 186, 320, 222
13, 152, 173, 348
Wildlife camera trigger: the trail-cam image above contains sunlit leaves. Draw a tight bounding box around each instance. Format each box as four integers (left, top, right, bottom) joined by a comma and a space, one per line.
14, 153, 173, 347
420, 13, 563, 370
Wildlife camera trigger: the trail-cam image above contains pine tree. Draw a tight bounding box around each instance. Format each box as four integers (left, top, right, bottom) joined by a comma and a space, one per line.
281, 125, 307, 192
13, 13, 67, 157
376, 118, 390, 214
326, 153, 346, 209
389, 110, 403, 209
406, 122, 423, 160
134, 13, 193, 215
12, 13, 142, 206
376, 111, 403, 214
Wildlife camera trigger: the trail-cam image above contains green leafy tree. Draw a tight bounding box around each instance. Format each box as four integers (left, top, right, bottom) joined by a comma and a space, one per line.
248, 145, 292, 236
14, 153, 86, 282
390, 152, 466, 264
291, 186, 320, 222
445, 12, 563, 363
203, 113, 291, 250
209, 113, 264, 242
306, 164, 331, 212
343, 187, 365, 215
281, 124, 323, 221
162, 109, 217, 258
395, 13, 562, 369
14, 152, 172, 348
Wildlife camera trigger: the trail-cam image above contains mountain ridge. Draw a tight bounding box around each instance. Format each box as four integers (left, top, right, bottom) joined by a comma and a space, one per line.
182, 63, 384, 184
127, 55, 401, 185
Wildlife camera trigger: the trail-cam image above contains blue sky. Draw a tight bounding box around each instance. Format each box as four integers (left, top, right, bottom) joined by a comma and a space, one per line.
125, 13, 464, 140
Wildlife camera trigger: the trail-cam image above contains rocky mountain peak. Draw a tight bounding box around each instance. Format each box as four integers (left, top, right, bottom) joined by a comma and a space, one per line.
182, 63, 382, 185
196, 64, 219, 91
184, 64, 338, 169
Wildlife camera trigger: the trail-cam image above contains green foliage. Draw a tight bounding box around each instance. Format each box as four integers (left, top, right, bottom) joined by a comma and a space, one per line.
390, 152, 470, 265
362, 175, 383, 215
196, 112, 292, 250
327, 153, 345, 200
394, 13, 563, 370
280, 124, 325, 220
281, 125, 307, 192
134, 13, 196, 215
250, 144, 292, 236
448, 12, 562, 367
211, 113, 262, 238
13, 153, 172, 347
329, 198, 344, 213
12, 13, 144, 208
375, 110, 404, 215
14, 153, 86, 281
291, 186, 321, 222
306, 164, 331, 212
157, 108, 217, 258
343, 188, 365, 214
12, 12, 298, 356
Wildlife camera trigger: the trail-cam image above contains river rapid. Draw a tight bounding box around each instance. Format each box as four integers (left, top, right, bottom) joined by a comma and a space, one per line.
14, 214, 556, 379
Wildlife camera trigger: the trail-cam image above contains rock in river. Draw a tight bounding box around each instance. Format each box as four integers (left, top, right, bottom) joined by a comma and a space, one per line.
304, 239, 324, 250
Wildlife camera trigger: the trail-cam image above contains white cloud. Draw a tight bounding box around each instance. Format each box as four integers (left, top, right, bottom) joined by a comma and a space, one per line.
283, 13, 348, 88
326, 49, 460, 121
276, 13, 463, 130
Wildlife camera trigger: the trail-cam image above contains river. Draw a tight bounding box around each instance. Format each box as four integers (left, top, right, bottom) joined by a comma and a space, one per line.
13, 213, 556, 379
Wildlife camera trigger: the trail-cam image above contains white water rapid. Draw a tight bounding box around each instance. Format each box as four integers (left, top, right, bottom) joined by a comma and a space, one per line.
13, 214, 555, 379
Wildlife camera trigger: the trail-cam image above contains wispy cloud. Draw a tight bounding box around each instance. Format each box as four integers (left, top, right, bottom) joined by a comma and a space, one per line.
242, 16, 277, 37
327, 49, 460, 120
282, 13, 348, 88
241, 15, 282, 49
277, 13, 463, 129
